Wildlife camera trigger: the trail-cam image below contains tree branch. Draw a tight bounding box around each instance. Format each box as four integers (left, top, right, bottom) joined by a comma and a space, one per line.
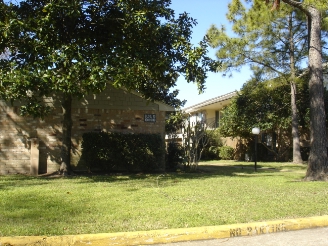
281, 0, 311, 17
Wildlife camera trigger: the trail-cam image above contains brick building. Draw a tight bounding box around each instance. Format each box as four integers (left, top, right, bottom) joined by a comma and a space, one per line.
0, 85, 174, 175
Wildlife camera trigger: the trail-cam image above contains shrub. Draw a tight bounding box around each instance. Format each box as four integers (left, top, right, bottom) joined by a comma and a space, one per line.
202, 146, 219, 160
81, 132, 164, 172
166, 142, 185, 171
201, 129, 223, 160
219, 146, 234, 160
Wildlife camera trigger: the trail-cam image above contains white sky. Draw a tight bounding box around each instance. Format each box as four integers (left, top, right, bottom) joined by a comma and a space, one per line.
170, 0, 252, 108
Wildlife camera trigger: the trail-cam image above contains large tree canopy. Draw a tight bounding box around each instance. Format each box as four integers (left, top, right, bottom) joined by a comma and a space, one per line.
210, 0, 327, 180
266, 0, 328, 180
1, 0, 216, 108
206, 0, 315, 163
0, 0, 217, 174
220, 73, 312, 160
207, 0, 327, 164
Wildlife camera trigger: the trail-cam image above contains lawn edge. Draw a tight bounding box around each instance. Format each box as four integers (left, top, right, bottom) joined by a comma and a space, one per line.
1, 215, 328, 245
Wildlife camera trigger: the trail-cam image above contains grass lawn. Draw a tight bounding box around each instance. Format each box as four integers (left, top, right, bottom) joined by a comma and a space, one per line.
1, 161, 328, 237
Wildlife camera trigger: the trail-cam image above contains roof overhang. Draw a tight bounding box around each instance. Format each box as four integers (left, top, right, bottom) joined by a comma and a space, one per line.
183, 91, 237, 113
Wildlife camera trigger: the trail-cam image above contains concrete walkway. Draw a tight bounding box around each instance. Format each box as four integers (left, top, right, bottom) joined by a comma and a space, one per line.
1, 215, 328, 245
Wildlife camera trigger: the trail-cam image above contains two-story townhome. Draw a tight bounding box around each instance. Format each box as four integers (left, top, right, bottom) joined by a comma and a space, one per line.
183, 91, 237, 129
180, 91, 240, 156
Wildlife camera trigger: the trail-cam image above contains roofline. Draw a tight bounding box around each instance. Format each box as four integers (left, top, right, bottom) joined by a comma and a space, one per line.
125, 87, 175, 111
182, 63, 327, 113
183, 91, 237, 113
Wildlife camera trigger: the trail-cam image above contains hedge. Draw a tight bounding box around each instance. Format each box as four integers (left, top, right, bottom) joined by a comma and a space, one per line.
81, 132, 164, 172
219, 146, 234, 160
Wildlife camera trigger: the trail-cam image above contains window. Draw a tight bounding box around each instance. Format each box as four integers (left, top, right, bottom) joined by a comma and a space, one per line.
193, 112, 205, 124
215, 111, 224, 128
262, 133, 276, 150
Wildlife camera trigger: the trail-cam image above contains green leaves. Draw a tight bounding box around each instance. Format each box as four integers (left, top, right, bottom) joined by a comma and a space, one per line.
323, 16, 328, 31
207, 0, 313, 79
81, 132, 164, 172
1, 0, 215, 112
219, 76, 310, 139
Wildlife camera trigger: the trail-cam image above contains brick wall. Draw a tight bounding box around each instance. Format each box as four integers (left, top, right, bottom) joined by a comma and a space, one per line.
0, 86, 172, 174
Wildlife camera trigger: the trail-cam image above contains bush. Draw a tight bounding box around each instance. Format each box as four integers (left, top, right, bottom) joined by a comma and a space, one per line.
81, 132, 164, 172
201, 129, 223, 160
219, 146, 234, 160
166, 142, 185, 171
202, 146, 219, 160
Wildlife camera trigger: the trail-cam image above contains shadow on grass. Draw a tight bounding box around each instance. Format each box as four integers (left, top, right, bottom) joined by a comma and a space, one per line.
0, 162, 304, 189
0, 175, 55, 190
179, 164, 281, 177
67, 164, 290, 185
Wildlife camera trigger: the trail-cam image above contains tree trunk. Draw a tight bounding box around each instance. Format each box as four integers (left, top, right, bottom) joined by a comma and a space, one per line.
290, 82, 302, 163
305, 7, 328, 180
60, 93, 73, 176
282, 0, 328, 180
288, 12, 303, 164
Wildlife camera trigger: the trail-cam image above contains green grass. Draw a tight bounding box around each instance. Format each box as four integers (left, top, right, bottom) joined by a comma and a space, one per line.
0, 161, 328, 237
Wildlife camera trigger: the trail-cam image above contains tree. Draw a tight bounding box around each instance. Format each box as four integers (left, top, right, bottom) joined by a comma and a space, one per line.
165, 110, 187, 141
165, 111, 186, 170
266, 0, 328, 180
220, 74, 310, 161
206, 0, 327, 164
0, 0, 216, 175
209, 0, 327, 180
181, 116, 211, 170
165, 111, 213, 170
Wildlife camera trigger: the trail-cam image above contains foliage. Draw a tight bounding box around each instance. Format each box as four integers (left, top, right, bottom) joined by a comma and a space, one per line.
165, 110, 187, 136
204, 146, 220, 160
219, 75, 310, 160
81, 132, 164, 172
218, 146, 235, 160
207, 128, 224, 147
1, 0, 217, 110
269, 0, 328, 180
165, 112, 219, 167
206, 0, 328, 164
261, 0, 328, 178
201, 129, 224, 160
0, 0, 217, 173
166, 142, 185, 171
209, 0, 328, 165
181, 118, 211, 170
207, 0, 312, 79
165, 111, 188, 170
220, 76, 297, 137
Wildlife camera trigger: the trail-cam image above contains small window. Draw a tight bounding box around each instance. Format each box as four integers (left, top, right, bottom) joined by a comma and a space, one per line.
215, 111, 219, 128
195, 112, 205, 123
215, 111, 224, 128
262, 133, 273, 147
266, 134, 272, 147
